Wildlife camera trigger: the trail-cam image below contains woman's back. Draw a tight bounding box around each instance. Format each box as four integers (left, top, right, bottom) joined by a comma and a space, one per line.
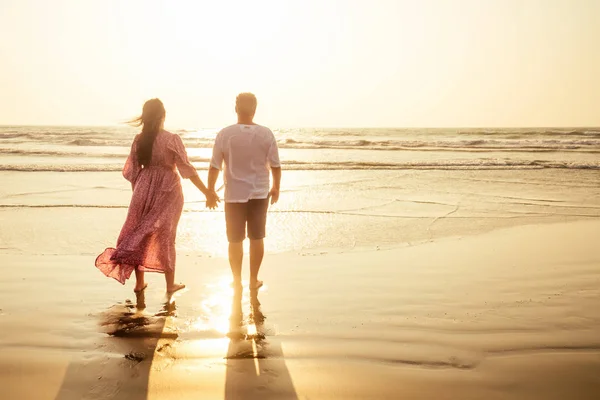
145, 130, 178, 168
124, 130, 198, 183
96, 98, 214, 293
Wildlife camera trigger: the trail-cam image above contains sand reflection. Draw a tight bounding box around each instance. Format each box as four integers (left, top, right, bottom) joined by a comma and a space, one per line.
190, 278, 233, 335
54, 290, 183, 400
224, 288, 298, 399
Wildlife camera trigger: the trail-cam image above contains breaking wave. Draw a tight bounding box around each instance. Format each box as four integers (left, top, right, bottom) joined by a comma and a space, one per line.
1, 159, 598, 172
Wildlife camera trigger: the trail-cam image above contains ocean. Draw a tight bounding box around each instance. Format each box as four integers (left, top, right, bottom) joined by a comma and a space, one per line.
2, 126, 600, 171
1, 126, 599, 257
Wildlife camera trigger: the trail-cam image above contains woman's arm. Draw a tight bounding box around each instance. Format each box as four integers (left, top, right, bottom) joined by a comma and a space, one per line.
123, 136, 141, 187
170, 134, 219, 207
192, 174, 220, 209
190, 175, 208, 195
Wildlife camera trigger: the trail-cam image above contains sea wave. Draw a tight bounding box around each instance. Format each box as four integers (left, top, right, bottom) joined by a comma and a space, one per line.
3, 137, 600, 155
0, 148, 214, 162
3, 127, 600, 151
1, 159, 598, 172
0, 148, 127, 158
273, 138, 600, 152
55, 137, 600, 152
3, 127, 599, 137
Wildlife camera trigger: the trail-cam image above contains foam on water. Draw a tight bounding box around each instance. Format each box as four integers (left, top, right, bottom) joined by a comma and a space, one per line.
2, 126, 600, 173
0, 159, 598, 172
2, 126, 600, 151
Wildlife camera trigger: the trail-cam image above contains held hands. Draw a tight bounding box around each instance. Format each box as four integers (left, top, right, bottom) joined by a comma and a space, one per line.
205, 189, 220, 209
268, 187, 280, 205
204, 187, 277, 208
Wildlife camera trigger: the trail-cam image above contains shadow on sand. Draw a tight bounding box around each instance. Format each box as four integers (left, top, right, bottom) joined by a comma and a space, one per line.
54, 290, 177, 400
225, 288, 299, 400
55, 286, 298, 399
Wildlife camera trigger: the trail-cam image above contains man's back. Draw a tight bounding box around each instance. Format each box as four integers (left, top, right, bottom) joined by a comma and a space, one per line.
210, 123, 280, 203
207, 92, 281, 290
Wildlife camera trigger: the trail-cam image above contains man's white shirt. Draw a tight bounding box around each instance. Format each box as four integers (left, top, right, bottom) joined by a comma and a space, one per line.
210, 124, 281, 203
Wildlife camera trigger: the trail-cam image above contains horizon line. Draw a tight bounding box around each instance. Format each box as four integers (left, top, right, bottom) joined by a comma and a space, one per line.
1, 124, 599, 130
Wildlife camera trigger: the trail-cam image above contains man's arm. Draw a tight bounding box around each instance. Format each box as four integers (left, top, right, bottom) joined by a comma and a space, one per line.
206, 130, 224, 208
208, 130, 224, 191
208, 166, 220, 192
269, 167, 281, 205
266, 132, 281, 205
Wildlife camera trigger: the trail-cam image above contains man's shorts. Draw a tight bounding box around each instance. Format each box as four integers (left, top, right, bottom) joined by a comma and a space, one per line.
225, 198, 269, 243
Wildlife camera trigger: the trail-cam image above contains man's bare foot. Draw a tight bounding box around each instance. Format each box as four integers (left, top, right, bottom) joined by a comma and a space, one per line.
230, 279, 243, 289
134, 283, 148, 293
249, 280, 263, 290
166, 283, 186, 294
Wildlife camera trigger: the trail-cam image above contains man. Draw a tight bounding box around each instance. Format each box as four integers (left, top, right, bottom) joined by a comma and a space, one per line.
208, 93, 281, 290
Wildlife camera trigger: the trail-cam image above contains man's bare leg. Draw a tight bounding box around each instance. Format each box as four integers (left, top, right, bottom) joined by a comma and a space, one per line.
249, 239, 264, 289
229, 241, 244, 287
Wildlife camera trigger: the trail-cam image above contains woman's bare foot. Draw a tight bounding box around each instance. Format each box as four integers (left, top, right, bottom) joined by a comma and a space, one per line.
167, 283, 186, 294
135, 290, 146, 310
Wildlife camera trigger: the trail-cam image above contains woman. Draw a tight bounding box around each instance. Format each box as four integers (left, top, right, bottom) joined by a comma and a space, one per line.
96, 98, 218, 293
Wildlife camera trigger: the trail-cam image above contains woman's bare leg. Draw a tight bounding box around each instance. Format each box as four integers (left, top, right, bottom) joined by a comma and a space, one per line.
134, 268, 146, 292
165, 270, 185, 293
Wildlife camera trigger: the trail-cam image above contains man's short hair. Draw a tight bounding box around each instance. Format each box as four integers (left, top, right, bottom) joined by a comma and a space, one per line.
236, 92, 257, 116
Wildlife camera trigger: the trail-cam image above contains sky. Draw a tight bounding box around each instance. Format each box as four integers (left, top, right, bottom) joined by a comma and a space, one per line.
1, 0, 599, 128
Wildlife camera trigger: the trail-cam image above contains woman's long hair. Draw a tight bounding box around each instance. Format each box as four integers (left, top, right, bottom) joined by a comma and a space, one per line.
128, 98, 166, 167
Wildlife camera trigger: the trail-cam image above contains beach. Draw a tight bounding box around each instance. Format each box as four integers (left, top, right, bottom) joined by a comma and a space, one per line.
1, 218, 599, 399
1, 126, 600, 398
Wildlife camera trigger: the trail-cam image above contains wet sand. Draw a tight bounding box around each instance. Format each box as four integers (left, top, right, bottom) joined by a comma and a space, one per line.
0, 219, 599, 399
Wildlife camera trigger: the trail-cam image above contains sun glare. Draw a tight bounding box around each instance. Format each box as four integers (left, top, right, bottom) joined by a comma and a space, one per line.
190, 278, 234, 335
